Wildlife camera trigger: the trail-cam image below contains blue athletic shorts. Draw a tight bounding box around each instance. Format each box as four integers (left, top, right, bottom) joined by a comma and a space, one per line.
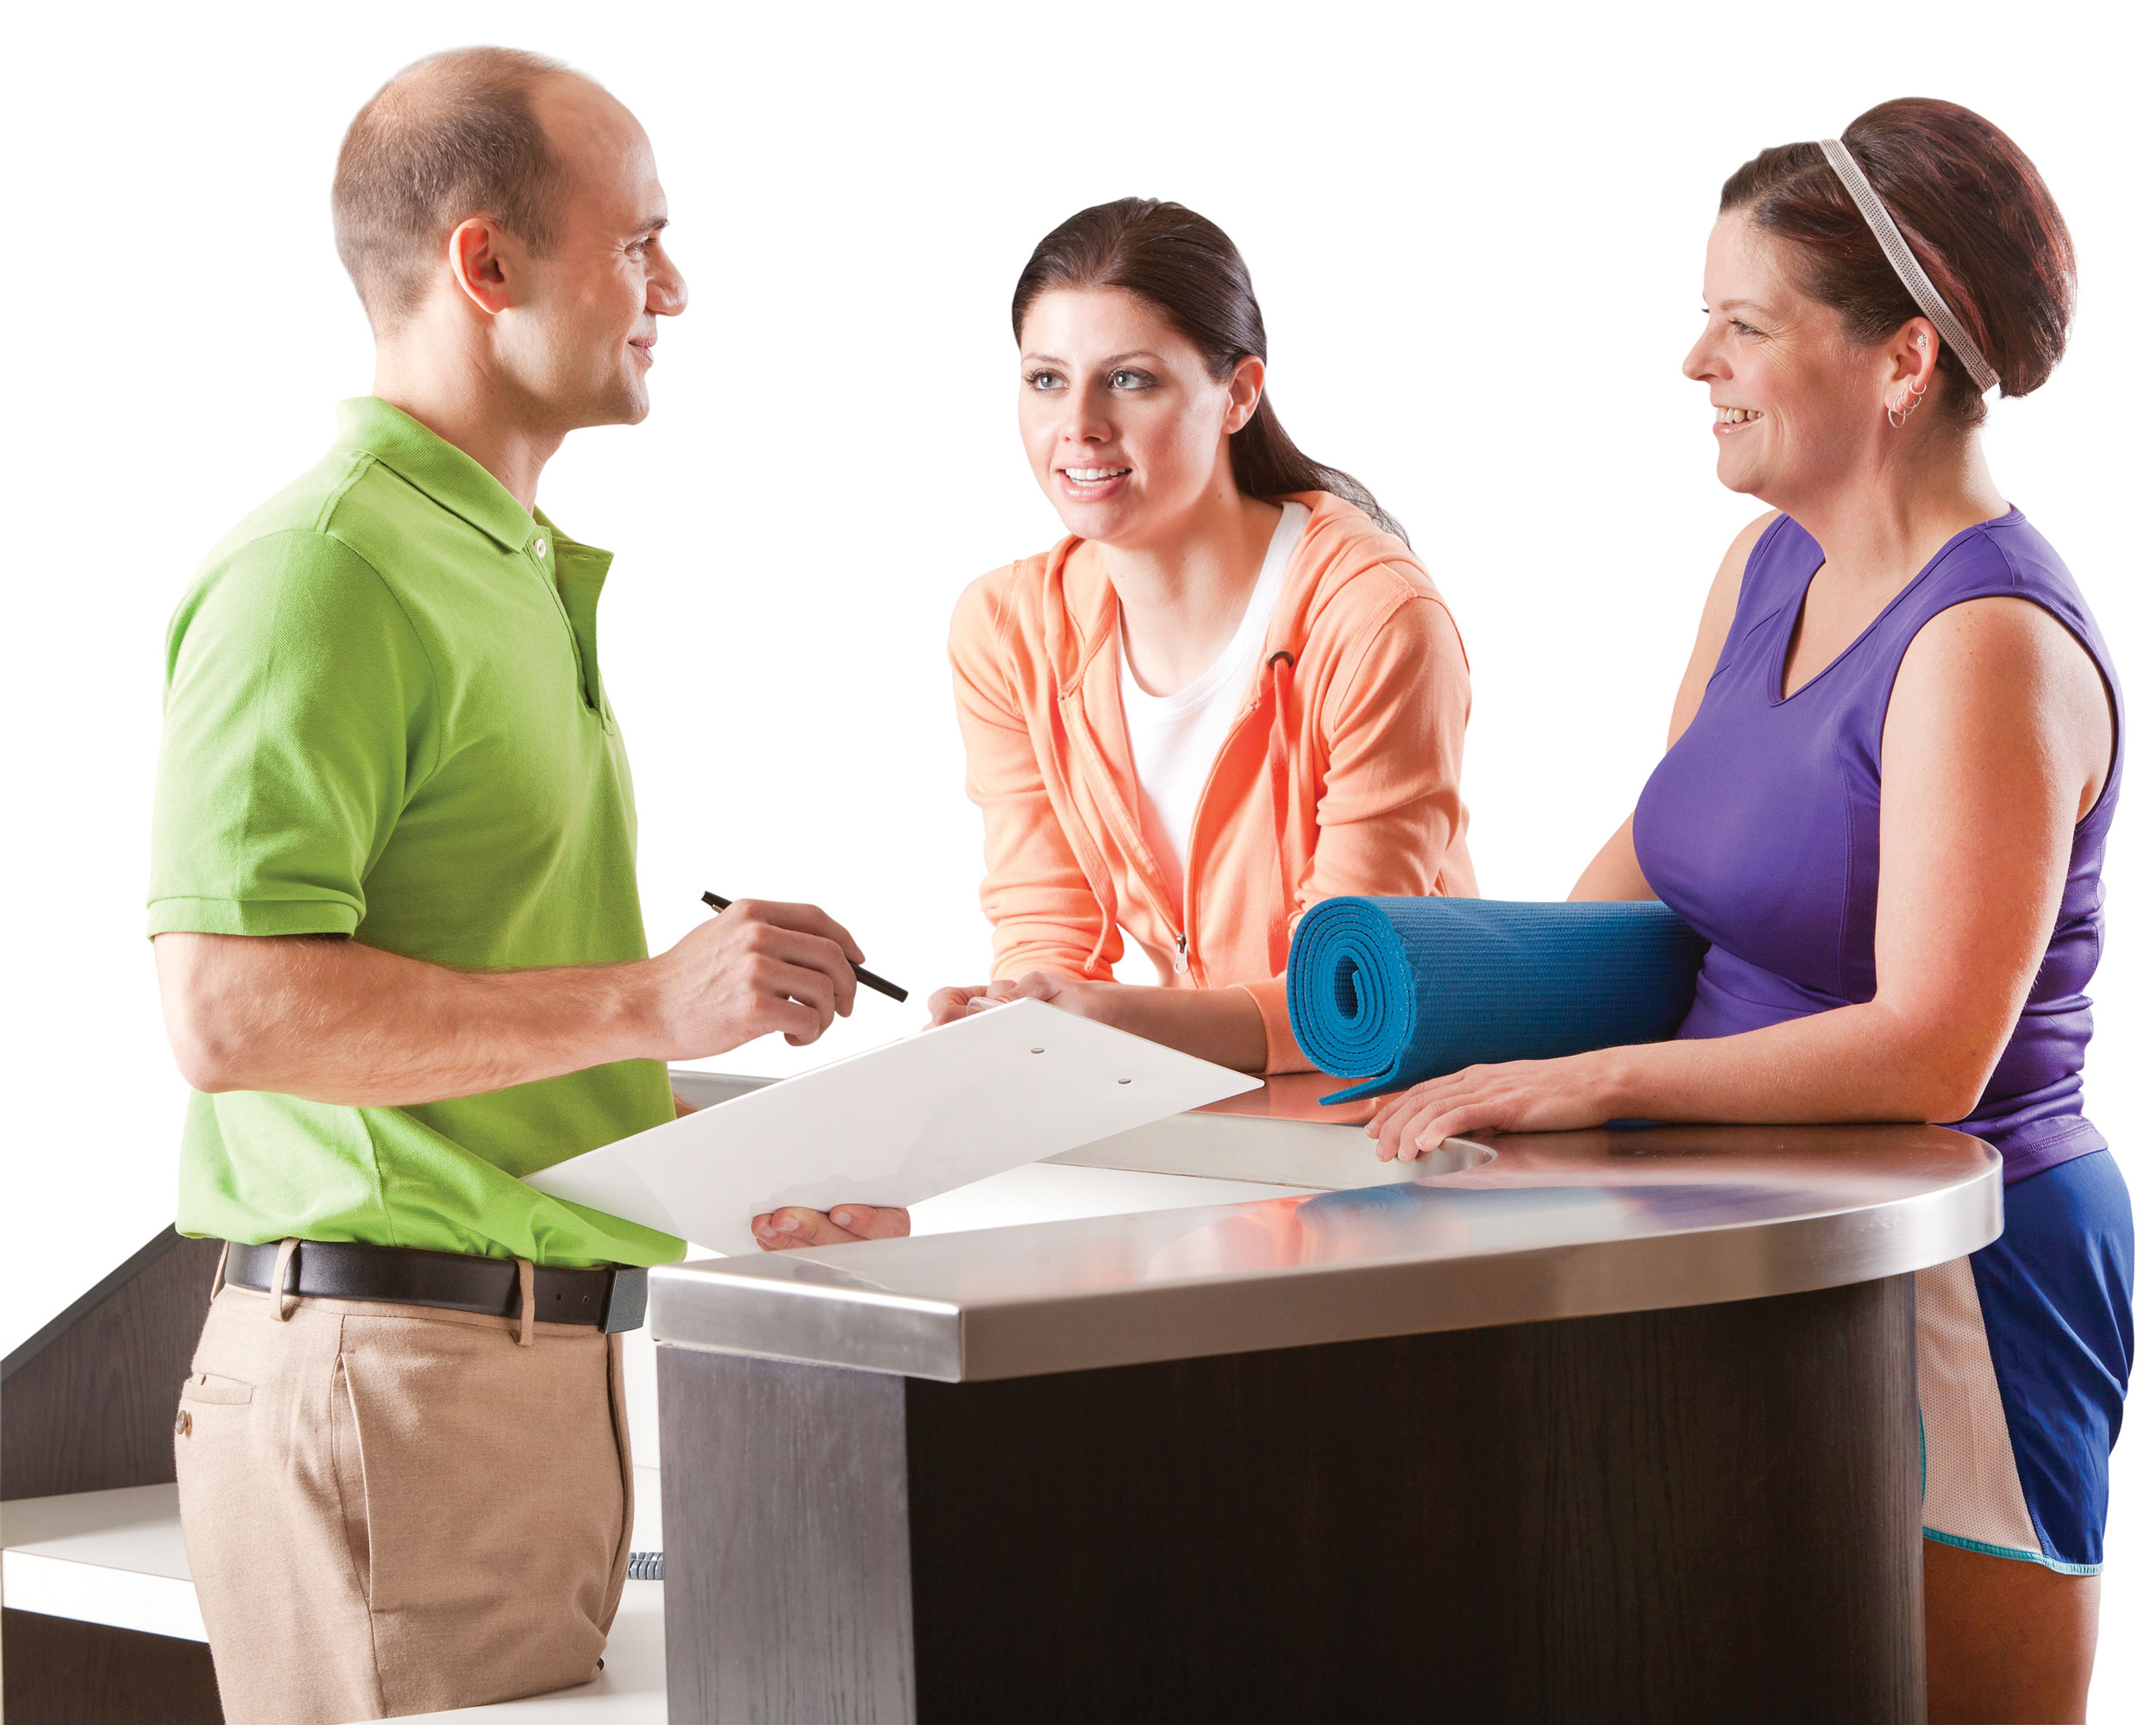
1918, 1149, 2134, 1573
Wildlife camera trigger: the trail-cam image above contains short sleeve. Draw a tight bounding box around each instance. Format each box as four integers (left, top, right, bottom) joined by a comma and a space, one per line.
148, 531, 437, 938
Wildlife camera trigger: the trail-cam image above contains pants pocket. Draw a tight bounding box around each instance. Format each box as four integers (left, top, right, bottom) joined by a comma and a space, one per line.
329, 1352, 373, 1611
180, 1371, 254, 1406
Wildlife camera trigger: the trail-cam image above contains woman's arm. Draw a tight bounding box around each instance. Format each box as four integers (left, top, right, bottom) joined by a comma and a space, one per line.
927, 972, 1265, 1069
933, 582, 1263, 1056
1569, 813, 1655, 903
951, 586, 1122, 983
1371, 593, 2112, 1157
1570, 512, 1771, 903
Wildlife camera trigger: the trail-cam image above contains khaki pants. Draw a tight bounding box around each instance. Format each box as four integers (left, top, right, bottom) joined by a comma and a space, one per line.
174, 1252, 632, 1725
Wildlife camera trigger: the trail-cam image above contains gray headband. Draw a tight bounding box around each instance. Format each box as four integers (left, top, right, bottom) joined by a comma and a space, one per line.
1817, 136, 2001, 396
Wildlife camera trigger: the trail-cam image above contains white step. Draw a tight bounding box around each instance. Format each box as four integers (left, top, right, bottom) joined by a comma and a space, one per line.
3, 1469, 669, 1721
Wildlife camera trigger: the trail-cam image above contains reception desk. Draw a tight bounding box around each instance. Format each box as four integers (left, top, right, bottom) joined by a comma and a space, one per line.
649, 1082, 1998, 1724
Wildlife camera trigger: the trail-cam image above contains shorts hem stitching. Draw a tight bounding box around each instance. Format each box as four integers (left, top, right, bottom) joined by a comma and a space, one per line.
1922, 1527, 2101, 1576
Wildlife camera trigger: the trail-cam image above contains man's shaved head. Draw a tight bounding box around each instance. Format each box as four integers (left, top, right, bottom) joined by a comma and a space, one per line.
333, 47, 587, 328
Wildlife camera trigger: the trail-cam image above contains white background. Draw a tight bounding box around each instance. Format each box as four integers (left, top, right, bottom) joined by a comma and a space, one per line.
5, 0, 2148, 1707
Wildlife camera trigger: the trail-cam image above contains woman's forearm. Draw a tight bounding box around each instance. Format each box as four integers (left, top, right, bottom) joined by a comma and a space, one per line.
1370, 989, 2007, 1158
1595, 997, 1993, 1128
1092, 983, 1269, 1072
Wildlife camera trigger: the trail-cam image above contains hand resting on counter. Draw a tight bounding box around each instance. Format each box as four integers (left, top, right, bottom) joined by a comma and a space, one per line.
925, 970, 1267, 1072
1365, 1051, 1620, 1162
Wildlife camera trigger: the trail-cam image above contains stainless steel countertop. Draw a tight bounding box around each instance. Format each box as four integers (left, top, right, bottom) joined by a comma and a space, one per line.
649, 1078, 2001, 1383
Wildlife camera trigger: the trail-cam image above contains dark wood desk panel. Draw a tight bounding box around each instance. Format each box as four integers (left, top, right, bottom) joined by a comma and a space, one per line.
653, 1114, 1995, 1724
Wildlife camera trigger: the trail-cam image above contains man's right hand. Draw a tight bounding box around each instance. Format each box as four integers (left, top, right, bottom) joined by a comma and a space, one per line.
642, 900, 863, 1058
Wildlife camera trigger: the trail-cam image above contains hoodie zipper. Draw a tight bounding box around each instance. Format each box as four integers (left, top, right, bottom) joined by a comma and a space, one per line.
1171, 687, 1274, 978
1068, 678, 1274, 985
1065, 697, 1193, 975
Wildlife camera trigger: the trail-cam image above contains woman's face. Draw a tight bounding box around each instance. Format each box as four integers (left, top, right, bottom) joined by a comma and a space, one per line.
1017, 286, 1260, 547
1682, 212, 1912, 508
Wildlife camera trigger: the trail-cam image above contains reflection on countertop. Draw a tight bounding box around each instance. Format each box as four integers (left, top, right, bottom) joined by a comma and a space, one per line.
651, 1085, 2000, 1383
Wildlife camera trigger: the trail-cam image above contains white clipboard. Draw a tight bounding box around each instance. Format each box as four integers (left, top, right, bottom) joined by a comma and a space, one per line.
524, 998, 1263, 1254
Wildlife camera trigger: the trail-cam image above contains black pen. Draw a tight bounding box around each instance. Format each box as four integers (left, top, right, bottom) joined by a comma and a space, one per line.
700, 891, 909, 1004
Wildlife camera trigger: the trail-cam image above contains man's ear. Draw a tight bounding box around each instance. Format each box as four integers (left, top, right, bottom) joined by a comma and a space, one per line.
1225, 354, 1266, 436
447, 216, 521, 317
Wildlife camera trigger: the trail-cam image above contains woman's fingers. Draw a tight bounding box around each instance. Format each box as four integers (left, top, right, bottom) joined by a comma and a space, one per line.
1365, 1072, 1505, 1159
1416, 1103, 1489, 1150
1366, 1064, 1523, 1152
1368, 1089, 1415, 1131
1368, 1078, 1455, 1138
1392, 1103, 1448, 1160
926, 985, 986, 1026
958, 974, 1069, 1015
1369, 1081, 1451, 1157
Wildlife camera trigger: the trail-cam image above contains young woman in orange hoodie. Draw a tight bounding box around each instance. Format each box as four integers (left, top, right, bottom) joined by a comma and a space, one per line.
927, 198, 1477, 1073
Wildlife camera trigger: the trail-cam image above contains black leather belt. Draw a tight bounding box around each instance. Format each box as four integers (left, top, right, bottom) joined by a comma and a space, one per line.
223, 1239, 647, 1333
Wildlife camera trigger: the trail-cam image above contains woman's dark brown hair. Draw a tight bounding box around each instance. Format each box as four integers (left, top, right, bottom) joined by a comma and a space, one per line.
1720, 98, 2075, 425
1012, 198, 1406, 542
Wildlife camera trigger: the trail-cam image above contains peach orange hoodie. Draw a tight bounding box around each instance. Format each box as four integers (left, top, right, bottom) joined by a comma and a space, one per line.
949, 491, 1476, 1073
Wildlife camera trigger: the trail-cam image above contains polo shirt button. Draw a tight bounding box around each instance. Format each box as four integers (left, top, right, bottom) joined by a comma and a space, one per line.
533, 536, 548, 559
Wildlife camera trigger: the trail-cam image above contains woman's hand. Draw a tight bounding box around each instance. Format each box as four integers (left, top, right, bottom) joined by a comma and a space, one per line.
1365, 1051, 1620, 1161
924, 971, 1113, 1028
926, 974, 1264, 1070
751, 1204, 912, 1251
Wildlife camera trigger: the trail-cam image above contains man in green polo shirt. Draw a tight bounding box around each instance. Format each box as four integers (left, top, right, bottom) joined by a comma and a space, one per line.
149, 47, 903, 1723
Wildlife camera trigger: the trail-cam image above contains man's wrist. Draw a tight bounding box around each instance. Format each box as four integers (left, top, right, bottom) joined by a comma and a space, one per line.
583, 956, 670, 1065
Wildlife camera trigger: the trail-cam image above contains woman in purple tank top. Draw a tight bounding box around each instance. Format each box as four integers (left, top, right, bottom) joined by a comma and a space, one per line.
1369, 101, 2129, 1721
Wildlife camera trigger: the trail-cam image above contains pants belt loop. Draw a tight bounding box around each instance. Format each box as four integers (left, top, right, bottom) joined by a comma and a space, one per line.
270, 1239, 300, 1322
209, 1242, 229, 1302
517, 1259, 536, 1348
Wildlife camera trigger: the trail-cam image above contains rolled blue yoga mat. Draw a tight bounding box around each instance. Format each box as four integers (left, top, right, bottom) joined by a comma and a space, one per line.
1286, 897, 1708, 1105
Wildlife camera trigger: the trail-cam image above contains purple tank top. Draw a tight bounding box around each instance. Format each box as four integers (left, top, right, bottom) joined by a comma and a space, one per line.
1633, 510, 2122, 1183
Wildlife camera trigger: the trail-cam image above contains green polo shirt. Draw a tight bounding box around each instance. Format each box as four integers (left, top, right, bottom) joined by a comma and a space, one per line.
149, 398, 682, 1268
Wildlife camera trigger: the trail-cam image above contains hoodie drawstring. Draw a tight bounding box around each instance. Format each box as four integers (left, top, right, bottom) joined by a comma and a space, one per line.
1264, 650, 1297, 975
1058, 691, 1125, 977
1085, 853, 1121, 976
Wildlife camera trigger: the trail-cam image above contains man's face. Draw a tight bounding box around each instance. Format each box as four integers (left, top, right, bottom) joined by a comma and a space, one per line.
498, 78, 686, 430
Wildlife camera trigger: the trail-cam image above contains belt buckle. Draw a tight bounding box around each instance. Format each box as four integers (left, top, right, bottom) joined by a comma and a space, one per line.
600, 1267, 648, 1334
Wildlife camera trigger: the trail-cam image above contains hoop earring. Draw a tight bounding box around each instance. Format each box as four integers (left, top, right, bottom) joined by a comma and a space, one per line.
1887, 379, 1928, 430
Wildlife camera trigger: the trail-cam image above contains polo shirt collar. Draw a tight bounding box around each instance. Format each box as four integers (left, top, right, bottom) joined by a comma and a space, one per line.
335, 397, 539, 554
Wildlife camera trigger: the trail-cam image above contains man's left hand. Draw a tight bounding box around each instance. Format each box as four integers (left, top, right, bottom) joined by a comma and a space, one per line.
752, 1204, 912, 1251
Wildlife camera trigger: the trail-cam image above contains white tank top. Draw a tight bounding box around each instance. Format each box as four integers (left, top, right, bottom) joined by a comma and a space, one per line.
1116, 502, 1308, 906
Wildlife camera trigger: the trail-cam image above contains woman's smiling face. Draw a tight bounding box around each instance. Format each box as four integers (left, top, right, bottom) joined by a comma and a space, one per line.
1017, 286, 1259, 548
1683, 212, 1900, 509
